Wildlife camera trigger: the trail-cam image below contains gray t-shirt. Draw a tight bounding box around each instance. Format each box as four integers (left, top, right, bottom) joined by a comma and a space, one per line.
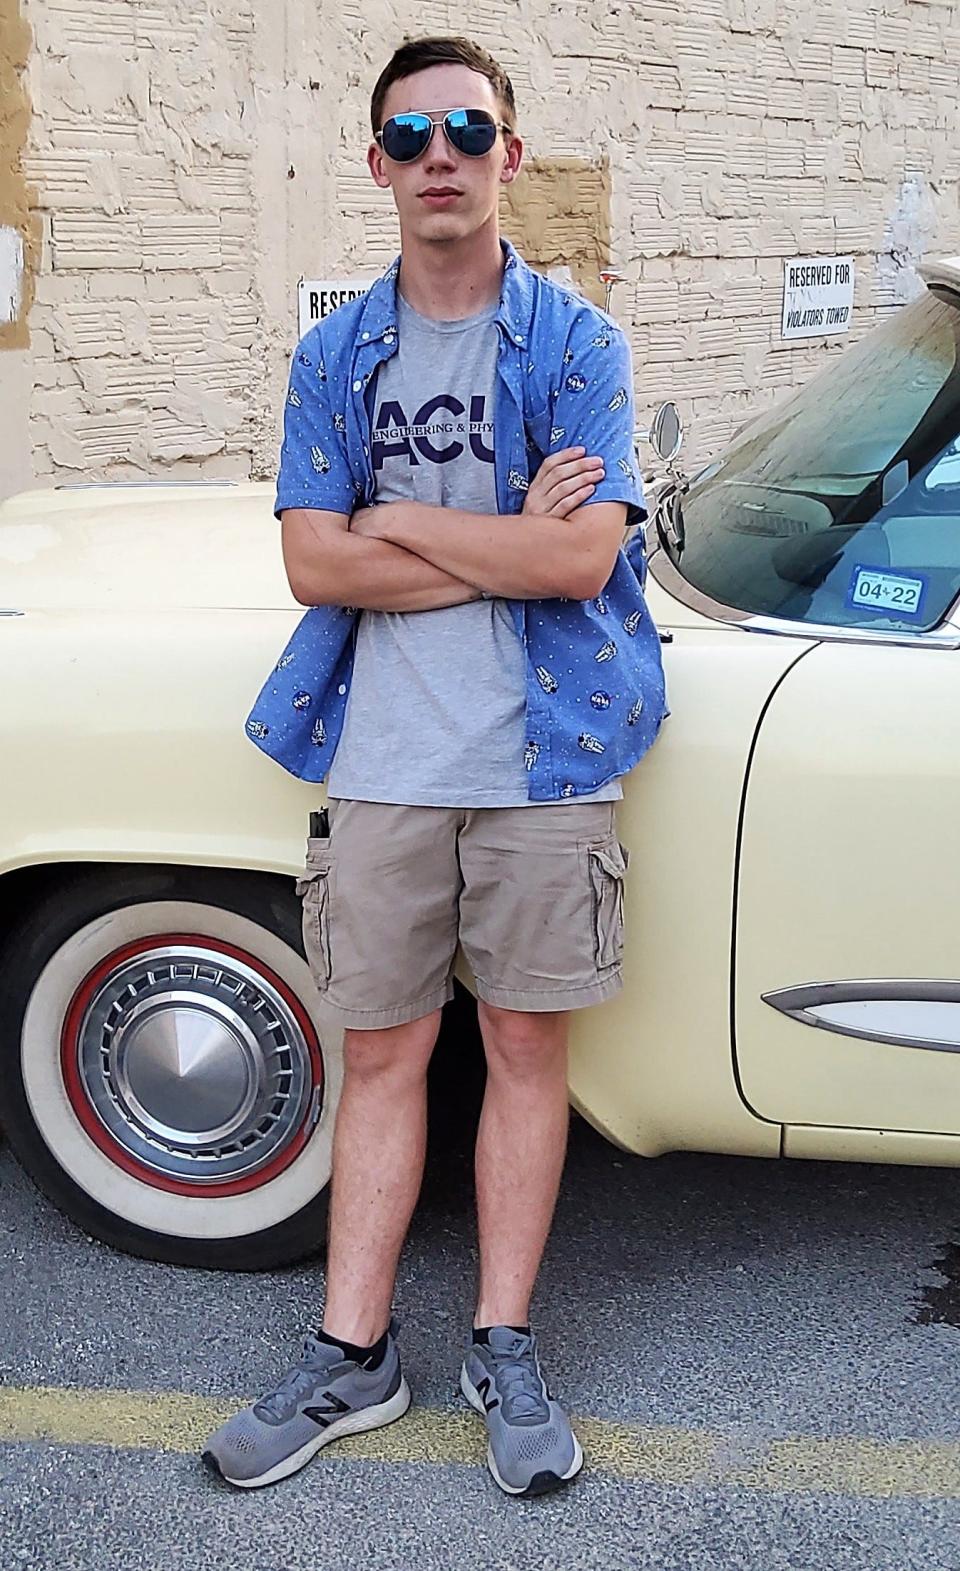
327, 293, 620, 808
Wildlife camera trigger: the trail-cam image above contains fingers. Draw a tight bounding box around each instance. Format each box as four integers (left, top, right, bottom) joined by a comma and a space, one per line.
531, 452, 604, 507
544, 467, 604, 505
544, 460, 605, 496
538, 445, 586, 470
545, 481, 597, 517
522, 447, 606, 517
538, 465, 604, 517
537, 447, 601, 482
539, 445, 591, 469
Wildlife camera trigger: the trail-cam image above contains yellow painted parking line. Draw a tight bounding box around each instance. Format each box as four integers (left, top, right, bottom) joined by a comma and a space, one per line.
1, 1385, 959, 1499
725, 1435, 960, 1500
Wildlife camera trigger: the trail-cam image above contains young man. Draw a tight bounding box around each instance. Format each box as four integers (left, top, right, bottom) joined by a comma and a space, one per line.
204, 35, 666, 1498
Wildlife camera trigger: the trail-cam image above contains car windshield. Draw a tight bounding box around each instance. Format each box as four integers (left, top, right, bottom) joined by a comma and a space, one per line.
667, 285, 960, 633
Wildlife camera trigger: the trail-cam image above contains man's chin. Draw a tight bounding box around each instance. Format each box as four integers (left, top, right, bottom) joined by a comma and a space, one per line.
407, 212, 480, 245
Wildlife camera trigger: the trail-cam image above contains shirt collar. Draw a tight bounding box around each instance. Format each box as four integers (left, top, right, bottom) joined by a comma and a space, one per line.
355, 236, 535, 347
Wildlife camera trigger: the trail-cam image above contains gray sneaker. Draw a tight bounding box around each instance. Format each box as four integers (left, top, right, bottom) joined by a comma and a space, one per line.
460, 1326, 583, 1497
202, 1316, 410, 1488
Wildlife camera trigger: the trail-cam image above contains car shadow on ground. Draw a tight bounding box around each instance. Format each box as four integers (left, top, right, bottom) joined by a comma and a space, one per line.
422, 988, 960, 1340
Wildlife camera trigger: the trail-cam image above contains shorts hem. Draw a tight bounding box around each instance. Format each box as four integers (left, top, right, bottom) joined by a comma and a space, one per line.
320, 981, 454, 1031
475, 969, 623, 1013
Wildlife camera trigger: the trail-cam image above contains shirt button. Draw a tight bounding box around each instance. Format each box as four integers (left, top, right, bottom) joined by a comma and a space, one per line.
352, 380, 362, 392
338, 683, 347, 695
515, 334, 524, 344
362, 331, 370, 339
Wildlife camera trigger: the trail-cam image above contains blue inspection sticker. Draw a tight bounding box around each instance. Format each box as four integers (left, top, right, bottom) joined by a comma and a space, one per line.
846, 565, 928, 617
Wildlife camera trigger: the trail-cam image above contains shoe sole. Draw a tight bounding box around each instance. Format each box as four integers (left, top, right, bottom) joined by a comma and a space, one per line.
202, 1376, 412, 1489
459, 1364, 583, 1498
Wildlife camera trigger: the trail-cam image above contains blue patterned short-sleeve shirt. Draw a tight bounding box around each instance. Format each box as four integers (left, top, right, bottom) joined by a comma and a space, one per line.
246, 239, 668, 800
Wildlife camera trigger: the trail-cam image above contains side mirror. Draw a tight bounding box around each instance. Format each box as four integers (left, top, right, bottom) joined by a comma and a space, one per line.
651, 402, 683, 464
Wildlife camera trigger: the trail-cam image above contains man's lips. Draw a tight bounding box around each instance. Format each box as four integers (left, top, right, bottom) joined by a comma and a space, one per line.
419, 189, 462, 205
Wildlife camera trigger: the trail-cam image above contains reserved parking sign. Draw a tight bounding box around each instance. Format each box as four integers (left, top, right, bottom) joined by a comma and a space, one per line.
297, 278, 374, 338
782, 256, 854, 340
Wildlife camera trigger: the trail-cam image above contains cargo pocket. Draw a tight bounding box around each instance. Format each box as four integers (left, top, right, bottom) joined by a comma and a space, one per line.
295, 836, 333, 988
587, 838, 629, 971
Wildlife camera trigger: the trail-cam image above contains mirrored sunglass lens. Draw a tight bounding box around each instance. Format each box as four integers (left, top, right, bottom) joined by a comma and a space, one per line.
445, 109, 498, 156
381, 114, 432, 161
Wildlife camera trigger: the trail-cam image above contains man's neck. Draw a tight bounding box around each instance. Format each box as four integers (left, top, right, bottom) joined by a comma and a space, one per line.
396, 219, 505, 321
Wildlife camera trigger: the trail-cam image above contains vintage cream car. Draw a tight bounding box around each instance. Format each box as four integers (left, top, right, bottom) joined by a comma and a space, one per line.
2, 258, 960, 1271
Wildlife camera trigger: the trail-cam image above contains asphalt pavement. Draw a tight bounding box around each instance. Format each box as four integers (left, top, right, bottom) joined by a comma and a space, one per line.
4, 1015, 960, 1570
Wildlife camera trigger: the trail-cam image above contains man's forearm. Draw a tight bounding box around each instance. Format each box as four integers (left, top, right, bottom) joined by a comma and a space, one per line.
358, 501, 614, 601
282, 509, 481, 611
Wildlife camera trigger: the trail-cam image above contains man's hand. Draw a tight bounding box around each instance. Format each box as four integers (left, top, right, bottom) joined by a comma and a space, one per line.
523, 447, 605, 519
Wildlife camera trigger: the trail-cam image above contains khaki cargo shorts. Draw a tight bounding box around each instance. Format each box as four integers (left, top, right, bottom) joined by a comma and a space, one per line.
295, 798, 629, 1029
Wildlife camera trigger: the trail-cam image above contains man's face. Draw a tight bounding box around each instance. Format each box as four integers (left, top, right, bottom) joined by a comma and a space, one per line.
368, 62, 523, 243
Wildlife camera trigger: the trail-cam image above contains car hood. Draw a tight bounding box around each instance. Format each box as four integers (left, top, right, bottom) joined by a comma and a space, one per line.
0, 481, 299, 611
0, 480, 712, 627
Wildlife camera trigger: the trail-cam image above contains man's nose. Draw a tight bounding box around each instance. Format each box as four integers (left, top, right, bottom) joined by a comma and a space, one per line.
422, 125, 458, 172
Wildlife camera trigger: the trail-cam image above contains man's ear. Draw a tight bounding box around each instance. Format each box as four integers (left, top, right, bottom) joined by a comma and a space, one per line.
499, 133, 524, 186
368, 141, 392, 191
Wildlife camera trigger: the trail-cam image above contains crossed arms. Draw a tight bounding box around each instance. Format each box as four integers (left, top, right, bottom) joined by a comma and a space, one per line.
281, 447, 627, 612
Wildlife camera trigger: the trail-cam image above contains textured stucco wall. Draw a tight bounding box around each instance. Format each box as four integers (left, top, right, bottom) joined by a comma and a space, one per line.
0, 0, 38, 495
1, 0, 959, 501
0, 0, 37, 348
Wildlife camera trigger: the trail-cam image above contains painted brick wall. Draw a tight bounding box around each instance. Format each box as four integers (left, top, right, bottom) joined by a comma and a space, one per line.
2, 0, 959, 499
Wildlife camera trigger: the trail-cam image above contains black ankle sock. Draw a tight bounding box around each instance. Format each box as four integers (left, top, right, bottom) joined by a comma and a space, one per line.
314, 1326, 389, 1371
472, 1323, 530, 1345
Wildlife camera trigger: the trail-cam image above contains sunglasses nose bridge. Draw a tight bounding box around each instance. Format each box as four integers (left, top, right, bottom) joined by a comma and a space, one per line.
429, 119, 460, 162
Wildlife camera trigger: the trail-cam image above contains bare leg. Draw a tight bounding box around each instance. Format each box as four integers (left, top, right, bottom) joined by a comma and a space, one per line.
321, 1008, 441, 1346
473, 1001, 571, 1328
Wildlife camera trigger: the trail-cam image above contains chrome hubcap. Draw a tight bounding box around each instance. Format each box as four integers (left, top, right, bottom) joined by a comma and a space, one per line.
73, 944, 319, 1185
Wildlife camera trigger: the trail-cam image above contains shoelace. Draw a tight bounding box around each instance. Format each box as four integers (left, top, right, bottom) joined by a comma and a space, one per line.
253, 1337, 338, 1422
490, 1344, 550, 1422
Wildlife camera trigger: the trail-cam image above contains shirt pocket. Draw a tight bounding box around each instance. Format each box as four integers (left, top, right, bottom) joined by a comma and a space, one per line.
295, 836, 333, 987
524, 405, 554, 465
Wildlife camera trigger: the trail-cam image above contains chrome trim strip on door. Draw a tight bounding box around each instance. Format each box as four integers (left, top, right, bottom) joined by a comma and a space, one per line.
740, 616, 960, 649
762, 979, 960, 1053
738, 615, 960, 649
647, 548, 960, 650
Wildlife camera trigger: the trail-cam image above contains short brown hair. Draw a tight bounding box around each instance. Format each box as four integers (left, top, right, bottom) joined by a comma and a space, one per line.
370, 36, 517, 136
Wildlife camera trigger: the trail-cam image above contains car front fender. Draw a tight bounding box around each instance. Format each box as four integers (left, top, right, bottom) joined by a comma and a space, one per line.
0, 607, 318, 880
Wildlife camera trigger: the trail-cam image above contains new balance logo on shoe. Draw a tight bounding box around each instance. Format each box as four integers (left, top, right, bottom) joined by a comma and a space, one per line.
303, 1393, 351, 1428
476, 1377, 499, 1414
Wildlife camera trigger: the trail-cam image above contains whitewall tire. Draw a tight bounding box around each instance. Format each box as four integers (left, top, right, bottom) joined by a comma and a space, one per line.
0, 867, 343, 1270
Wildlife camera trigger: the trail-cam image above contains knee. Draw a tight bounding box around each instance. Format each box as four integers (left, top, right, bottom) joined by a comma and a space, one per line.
343, 1010, 440, 1086
478, 1001, 568, 1079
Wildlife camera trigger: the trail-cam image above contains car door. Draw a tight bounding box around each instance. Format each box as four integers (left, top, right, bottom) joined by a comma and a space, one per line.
662, 276, 960, 1135
733, 630, 960, 1134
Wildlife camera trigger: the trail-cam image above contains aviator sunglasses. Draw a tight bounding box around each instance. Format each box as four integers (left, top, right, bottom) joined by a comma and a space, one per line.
375, 108, 513, 163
